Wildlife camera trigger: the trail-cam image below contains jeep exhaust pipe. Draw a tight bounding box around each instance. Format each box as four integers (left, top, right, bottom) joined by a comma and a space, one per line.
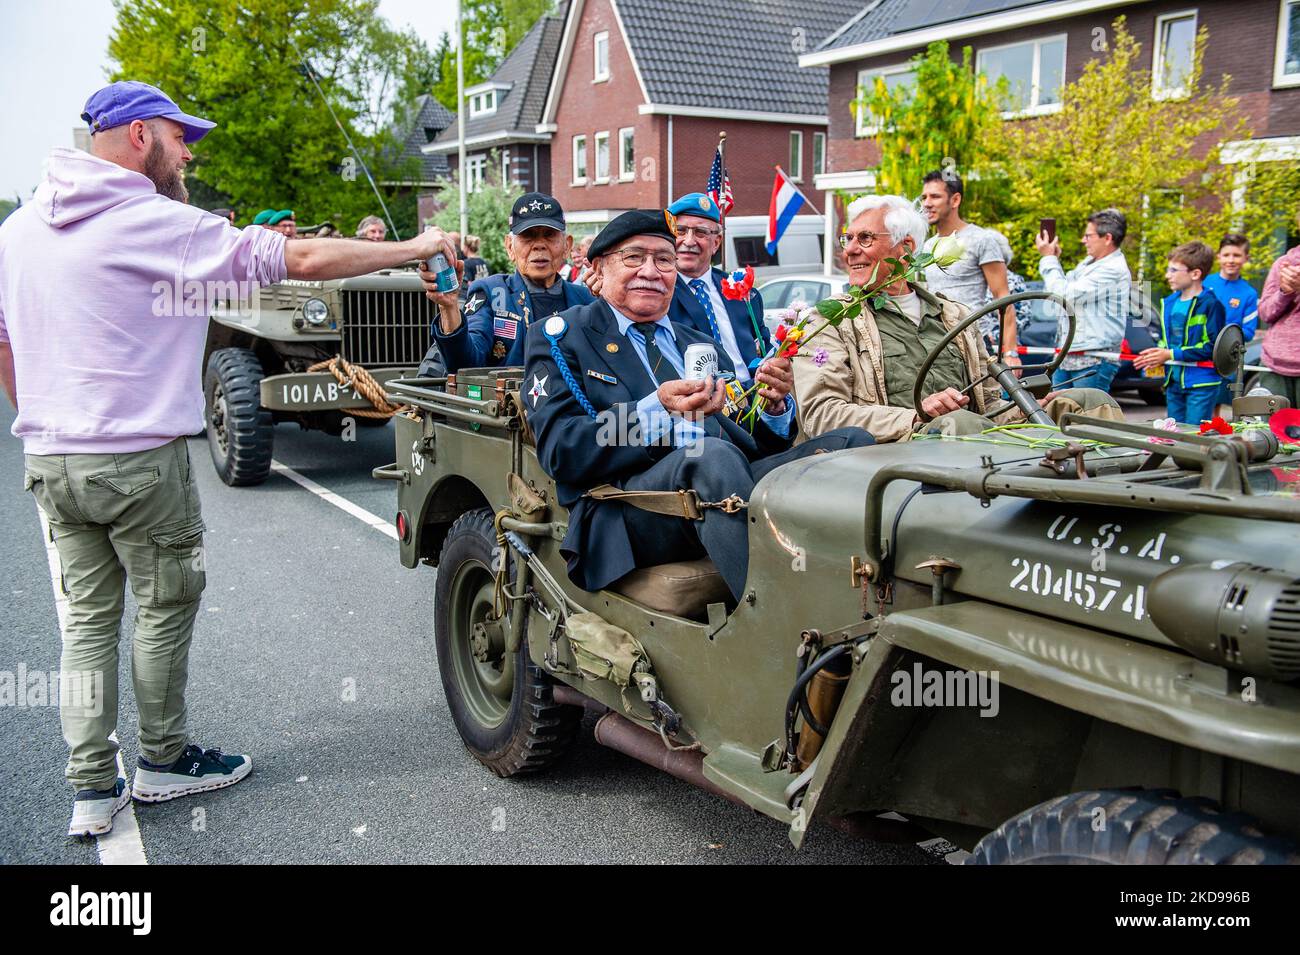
591, 711, 746, 809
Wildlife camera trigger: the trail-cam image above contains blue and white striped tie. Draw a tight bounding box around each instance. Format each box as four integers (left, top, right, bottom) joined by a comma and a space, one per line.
688, 278, 724, 344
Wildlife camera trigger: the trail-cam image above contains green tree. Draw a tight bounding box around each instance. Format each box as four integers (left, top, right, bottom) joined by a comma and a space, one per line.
996, 17, 1300, 286
108, 0, 435, 232
855, 41, 1005, 203
430, 152, 521, 274
431, 0, 555, 110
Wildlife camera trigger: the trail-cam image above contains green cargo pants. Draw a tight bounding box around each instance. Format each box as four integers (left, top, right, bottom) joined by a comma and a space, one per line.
24, 437, 206, 791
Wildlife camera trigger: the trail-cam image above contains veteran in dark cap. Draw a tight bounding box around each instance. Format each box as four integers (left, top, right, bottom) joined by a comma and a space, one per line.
521, 209, 873, 602
665, 192, 772, 383
419, 191, 594, 375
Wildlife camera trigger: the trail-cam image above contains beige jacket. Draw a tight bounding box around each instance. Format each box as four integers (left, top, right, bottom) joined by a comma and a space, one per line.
792, 286, 1002, 444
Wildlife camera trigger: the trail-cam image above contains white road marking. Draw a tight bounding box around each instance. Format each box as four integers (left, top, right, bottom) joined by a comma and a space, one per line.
270, 461, 397, 539
97, 739, 148, 865
35, 507, 148, 865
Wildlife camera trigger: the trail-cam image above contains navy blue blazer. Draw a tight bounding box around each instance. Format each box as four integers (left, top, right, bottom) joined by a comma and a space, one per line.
667, 268, 771, 376
522, 298, 794, 593
435, 270, 594, 374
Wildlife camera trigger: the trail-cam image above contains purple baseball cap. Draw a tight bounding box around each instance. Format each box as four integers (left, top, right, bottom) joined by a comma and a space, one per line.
81, 81, 216, 144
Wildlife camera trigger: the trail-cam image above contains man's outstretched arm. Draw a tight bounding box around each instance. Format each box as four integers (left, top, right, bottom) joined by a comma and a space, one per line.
283, 229, 459, 281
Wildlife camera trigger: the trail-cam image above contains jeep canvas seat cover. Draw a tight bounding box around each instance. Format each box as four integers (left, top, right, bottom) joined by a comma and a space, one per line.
610, 559, 730, 620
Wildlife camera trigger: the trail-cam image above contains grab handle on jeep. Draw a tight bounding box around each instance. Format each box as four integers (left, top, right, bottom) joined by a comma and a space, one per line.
372, 463, 409, 484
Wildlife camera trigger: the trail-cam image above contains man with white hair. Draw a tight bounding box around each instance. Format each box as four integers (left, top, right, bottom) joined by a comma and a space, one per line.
793, 195, 1120, 443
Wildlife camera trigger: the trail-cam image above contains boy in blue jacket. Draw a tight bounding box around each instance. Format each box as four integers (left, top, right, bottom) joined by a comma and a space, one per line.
1133, 241, 1226, 425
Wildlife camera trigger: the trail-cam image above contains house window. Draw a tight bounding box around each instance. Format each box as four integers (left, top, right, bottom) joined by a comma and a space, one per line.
1154, 11, 1198, 97
854, 64, 916, 136
594, 131, 610, 182
593, 31, 609, 82
572, 135, 587, 184
469, 90, 497, 117
788, 130, 803, 182
1277, 1, 1300, 87
813, 132, 826, 176
618, 127, 635, 180
466, 154, 487, 193
977, 34, 1066, 115
501, 150, 512, 186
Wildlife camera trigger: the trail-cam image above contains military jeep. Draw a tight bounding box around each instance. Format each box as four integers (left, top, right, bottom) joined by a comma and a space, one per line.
203, 269, 436, 486
374, 298, 1300, 863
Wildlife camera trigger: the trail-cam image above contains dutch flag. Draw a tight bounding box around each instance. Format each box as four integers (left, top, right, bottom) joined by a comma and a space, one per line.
766, 165, 811, 255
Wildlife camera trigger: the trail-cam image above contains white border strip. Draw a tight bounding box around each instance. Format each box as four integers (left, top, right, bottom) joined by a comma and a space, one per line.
269, 461, 398, 540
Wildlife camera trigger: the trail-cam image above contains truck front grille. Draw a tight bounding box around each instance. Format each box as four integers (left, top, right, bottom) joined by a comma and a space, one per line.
340, 290, 434, 368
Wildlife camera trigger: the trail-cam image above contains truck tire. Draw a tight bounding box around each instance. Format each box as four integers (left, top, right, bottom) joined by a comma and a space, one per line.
205, 348, 273, 486
969, 789, 1299, 864
434, 508, 581, 777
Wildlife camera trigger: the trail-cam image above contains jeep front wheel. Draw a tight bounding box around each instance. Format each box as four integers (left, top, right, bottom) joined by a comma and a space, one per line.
969, 789, 1299, 864
205, 347, 274, 486
434, 508, 581, 777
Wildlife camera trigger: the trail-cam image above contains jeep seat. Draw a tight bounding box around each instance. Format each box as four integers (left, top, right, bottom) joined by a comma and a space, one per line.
609, 559, 731, 620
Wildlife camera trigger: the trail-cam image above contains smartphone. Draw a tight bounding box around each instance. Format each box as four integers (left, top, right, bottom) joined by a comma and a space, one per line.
1039, 217, 1057, 243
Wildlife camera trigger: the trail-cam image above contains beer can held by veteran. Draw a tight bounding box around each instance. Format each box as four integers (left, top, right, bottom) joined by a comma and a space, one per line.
425, 228, 460, 294
684, 343, 719, 381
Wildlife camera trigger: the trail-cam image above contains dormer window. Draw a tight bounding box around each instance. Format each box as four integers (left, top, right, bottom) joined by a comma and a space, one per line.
469, 90, 497, 117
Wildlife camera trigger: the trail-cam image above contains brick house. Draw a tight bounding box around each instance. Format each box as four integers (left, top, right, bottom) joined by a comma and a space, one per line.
799, 0, 1300, 272
423, 4, 568, 202
537, 0, 862, 272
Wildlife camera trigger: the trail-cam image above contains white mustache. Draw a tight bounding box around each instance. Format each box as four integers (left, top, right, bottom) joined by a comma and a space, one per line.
679, 244, 702, 254
627, 279, 668, 293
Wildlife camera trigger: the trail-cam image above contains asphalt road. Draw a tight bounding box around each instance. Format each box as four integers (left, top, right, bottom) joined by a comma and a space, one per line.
0, 404, 943, 865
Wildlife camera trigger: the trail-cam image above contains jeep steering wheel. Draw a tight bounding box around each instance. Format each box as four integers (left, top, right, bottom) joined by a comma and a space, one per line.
912, 290, 1075, 425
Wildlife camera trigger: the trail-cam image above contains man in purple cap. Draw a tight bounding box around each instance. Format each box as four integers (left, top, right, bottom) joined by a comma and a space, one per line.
0, 80, 458, 839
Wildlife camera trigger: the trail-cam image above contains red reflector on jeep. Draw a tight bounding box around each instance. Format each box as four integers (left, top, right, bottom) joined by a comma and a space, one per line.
396, 511, 409, 542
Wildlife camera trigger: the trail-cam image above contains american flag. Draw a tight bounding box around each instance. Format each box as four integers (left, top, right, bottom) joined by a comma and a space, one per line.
493, 316, 518, 340
707, 146, 734, 216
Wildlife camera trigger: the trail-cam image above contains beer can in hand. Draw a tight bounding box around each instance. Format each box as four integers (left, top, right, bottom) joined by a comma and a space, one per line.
683, 343, 718, 381
426, 228, 460, 293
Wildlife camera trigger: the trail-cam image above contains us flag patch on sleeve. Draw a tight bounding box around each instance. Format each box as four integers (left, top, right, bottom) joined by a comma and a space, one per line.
493, 317, 518, 340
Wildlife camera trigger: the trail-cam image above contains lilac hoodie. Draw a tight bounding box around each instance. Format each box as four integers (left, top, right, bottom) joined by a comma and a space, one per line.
0, 148, 287, 454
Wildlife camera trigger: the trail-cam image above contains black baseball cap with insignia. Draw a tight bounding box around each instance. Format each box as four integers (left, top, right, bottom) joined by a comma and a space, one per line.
509, 192, 566, 234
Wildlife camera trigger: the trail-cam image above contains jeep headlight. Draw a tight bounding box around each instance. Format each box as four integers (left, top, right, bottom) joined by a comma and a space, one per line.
303, 298, 330, 326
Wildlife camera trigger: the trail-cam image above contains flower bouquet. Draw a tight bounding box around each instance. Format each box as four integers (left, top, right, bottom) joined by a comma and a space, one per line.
733, 234, 966, 430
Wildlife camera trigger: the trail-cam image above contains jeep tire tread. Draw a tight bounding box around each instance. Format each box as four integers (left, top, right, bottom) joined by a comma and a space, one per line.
434, 508, 581, 777
205, 347, 274, 486
969, 788, 1300, 864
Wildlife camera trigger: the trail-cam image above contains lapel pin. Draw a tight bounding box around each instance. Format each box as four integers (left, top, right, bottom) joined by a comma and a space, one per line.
606, 342, 619, 353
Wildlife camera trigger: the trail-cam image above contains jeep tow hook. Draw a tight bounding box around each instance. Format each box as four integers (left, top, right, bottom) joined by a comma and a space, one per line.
372, 463, 409, 484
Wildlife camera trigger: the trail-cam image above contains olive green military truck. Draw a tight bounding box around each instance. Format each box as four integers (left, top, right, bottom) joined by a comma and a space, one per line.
203, 269, 436, 486
375, 296, 1300, 863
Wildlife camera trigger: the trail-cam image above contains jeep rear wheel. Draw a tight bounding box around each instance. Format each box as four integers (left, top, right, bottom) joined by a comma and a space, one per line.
434, 508, 581, 776
969, 789, 1299, 864
205, 348, 273, 486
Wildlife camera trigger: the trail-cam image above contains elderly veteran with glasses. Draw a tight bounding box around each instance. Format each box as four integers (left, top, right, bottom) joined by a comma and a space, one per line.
663, 192, 773, 384
792, 195, 1121, 444
522, 209, 872, 603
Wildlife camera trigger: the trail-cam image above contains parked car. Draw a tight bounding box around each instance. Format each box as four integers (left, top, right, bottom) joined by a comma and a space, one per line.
756, 274, 848, 333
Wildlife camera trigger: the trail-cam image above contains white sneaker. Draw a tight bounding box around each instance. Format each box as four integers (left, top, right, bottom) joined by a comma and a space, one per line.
132, 744, 252, 803
69, 777, 130, 837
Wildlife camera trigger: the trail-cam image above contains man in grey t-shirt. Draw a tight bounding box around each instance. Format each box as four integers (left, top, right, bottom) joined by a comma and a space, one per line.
919, 170, 1020, 368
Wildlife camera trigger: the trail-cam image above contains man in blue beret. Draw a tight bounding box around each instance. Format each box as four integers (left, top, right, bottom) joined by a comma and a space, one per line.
665, 192, 772, 384
419, 191, 594, 375
522, 209, 872, 603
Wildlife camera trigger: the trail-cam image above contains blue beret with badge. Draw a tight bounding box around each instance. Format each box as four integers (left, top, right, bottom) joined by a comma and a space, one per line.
667, 192, 720, 223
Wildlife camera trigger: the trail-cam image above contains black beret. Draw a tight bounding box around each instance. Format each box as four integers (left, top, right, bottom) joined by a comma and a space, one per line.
588, 208, 678, 259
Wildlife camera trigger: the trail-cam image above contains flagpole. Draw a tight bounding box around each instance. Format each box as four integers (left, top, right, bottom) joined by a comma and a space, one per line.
717, 130, 728, 272
775, 164, 822, 216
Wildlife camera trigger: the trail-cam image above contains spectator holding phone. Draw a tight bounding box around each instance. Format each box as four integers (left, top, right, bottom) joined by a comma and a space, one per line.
1035, 209, 1132, 392
1133, 242, 1226, 425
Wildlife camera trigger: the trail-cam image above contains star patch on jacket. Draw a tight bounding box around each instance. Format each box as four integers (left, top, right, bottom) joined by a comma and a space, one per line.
528, 374, 548, 407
